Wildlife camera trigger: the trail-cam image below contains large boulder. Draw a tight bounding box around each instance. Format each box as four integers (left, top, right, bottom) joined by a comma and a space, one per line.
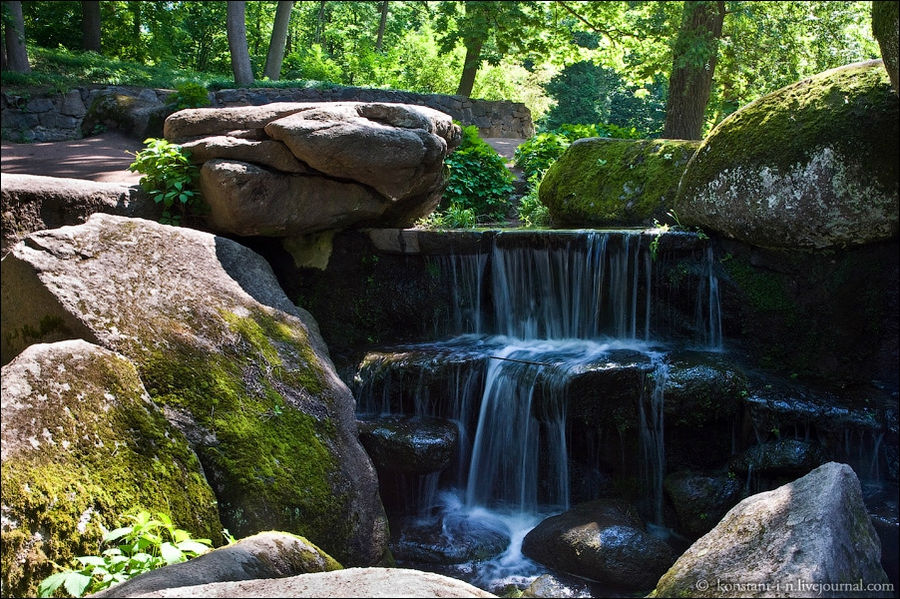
521, 499, 675, 590
1, 174, 156, 257
1, 340, 222, 598
675, 60, 899, 250
663, 470, 743, 538
0, 214, 388, 566
91, 531, 340, 598
539, 138, 700, 227
651, 462, 891, 598
165, 102, 461, 234
113, 567, 496, 598
873, 1, 899, 94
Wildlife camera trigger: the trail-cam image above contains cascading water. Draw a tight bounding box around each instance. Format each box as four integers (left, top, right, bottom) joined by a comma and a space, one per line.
354, 229, 722, 592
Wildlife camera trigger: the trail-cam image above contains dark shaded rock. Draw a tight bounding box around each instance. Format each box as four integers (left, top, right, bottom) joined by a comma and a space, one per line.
1, 340, 221, 598
663, 470, 743, 537
730, 439, 829, 477
1, 174, 156, 257
81, 91, 170, 139
521, 500, 675, 590
357, 416, 459, 475
391, 515, 510, 565
651, 462, 891, 598
91, 531, 340, 598
676, 61, 898, 250
539, 138, 699, 227
0, 214, 388, 566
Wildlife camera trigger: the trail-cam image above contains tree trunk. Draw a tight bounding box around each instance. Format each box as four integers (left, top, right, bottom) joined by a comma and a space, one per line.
129, 0, 143, 61
227, 0, 254, 85
456, 35, 484, 97
315, 0, 326, 45
81, 1, 101, 52
3, 0, 30, 73
661, 1, 725, 140
376, 0, 388, 52
264, 0, 294, 80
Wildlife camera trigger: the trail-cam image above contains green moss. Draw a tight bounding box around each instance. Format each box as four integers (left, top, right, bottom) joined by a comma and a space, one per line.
0, 347, 221, 598
136, 307, 353, 561
539, 138, 700, 227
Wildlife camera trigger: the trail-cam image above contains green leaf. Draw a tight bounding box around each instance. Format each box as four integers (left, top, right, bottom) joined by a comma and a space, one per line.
159, 542, 185, 565
37, 572, 68, 598
176, 539, 211, 555
103, 526, 133, 543
62, 572, 93, 598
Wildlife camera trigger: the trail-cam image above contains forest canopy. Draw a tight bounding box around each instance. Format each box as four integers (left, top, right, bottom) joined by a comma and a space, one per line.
1, 1, 881, 137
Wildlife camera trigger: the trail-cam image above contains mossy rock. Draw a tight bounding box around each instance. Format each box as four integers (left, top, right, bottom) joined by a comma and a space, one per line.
676, 60, 899, 250
873, 1, 899, 94
0, 214, 388, 566
0, 340, 222, 598
539, 137, 700, 227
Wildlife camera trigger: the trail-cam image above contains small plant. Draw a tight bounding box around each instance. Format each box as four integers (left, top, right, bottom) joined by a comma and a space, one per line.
169, 82, 210, 110
38, 511, 212, 598
415, 203, 477, 230
128, 138, 202, 226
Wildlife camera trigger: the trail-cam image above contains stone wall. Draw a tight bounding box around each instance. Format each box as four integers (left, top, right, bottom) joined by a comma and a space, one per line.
1, 84, 533, 143
1, 86, 173, 142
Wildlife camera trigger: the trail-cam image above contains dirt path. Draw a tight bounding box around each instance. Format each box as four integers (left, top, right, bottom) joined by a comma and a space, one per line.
1, 132, 143, 184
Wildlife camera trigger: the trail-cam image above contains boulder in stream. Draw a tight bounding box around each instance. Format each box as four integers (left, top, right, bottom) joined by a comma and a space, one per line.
521, 499, 675, 590
650, 462, 891, 598
663, 470, 743, 538
357, 416, 459, 475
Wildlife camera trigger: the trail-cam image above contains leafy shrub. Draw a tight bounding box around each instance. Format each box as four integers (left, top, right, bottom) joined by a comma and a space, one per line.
442, 125, 515, 222
514, 122, 642, 182
516, 172, 550, 228
415, 204, 477, 230
169, 82, 210, 110
128, 138, 202, 226
38, 511, 212, 598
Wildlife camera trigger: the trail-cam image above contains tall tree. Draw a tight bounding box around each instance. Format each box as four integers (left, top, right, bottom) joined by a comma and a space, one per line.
227, 0, 254, 85
437, 1, 550, 97
81, 0, 100, 52
376, 0, 389, 52
264, 0, 294, 80
3, 0, 30, 72
661, 1, 725, 139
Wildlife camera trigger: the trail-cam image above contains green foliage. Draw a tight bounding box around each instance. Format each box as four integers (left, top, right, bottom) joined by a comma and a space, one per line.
514, 122, 642, 182
37, 511, 211, 598
416, 204, 478, 230
128, 138, 202, 226
442, 125, 515, 222
516, 175, 551, 228
169, 82, 210, 110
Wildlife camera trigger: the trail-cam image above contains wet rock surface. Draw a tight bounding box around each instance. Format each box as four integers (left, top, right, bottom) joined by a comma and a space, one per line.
358, 416, 459, 475
521, 500, 675, 590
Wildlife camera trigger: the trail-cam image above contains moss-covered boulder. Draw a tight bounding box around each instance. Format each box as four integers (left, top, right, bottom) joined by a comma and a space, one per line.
1, 340, 222, 598
676, 60, 899, 250
0, 214, 388, 566
539, 138, 700, 227
873, 1, 899, 94
650, 462, 890, 598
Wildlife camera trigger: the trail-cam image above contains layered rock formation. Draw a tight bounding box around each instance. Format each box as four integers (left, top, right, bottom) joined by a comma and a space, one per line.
164, 102, 461, 236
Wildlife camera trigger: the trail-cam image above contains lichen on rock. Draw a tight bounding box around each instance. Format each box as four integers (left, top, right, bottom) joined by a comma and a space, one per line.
0, 340, 222, 598
0, 214, 388, 566
676, 60, 899, 250
538, 137, 700, 227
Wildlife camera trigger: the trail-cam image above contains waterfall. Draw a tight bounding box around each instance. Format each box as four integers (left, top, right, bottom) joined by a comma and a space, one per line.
639, 357, 669, 525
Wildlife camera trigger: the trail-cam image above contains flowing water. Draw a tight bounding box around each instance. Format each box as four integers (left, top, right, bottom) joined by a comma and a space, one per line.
355, 230, 721, 593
